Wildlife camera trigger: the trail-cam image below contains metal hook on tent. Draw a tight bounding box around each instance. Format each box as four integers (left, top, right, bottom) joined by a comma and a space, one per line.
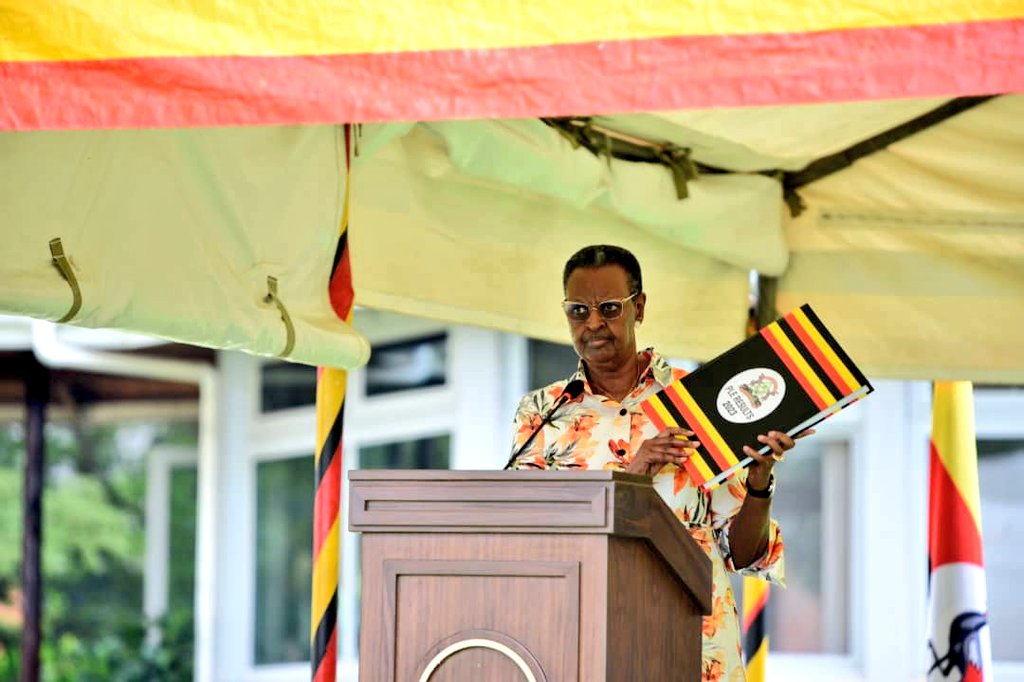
263, 276, 296, 359
48, 238, 82, 323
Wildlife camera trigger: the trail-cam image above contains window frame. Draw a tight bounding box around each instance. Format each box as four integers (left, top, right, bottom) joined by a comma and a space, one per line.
242, 325, 467, 680
752, 435, 852, 656
251, 451, 319, 666
144, 444, 199, 631
975, 388, 1024, 681
362, 331, 449, 398
257, 360, 319, 414
765, 415, 856, 671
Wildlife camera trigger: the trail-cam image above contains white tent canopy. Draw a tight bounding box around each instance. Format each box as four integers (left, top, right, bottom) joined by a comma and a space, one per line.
0, 125, 370, 368
351, 96, 1024, 380
778, 96, 1024, 382
1, 95, 1022, 379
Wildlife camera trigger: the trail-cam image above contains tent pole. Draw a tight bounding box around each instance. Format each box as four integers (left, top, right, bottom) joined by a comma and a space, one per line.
20, 361, 48, 682
755, 275, 778, 329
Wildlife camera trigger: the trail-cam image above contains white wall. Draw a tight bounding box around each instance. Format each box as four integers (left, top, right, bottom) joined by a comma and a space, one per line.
140, 320, 1024, 682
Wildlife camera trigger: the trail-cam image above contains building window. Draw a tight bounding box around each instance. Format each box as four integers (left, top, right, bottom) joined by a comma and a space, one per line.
977, 438, 1024, 662
350, 434, 450, 645
731, 440, 850, 654
254, 455, 315, 665
365, 334, 447, 397
260, 361, 317, 413
359, 434, 451, 470
168, 465, 197, 616
527, 339, 578, 389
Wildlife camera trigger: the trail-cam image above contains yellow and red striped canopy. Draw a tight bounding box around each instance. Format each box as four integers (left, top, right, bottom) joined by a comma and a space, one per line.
2, 0, 1022, 130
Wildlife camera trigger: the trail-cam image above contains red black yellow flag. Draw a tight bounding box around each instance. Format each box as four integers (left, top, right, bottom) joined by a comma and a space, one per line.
926, 381, 991, 681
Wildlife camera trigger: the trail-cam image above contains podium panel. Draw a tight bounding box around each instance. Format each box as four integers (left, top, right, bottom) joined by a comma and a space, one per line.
387, 555, 580, 680
351, 471, 712, 682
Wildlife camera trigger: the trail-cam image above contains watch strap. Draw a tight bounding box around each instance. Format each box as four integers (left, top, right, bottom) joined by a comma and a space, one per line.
745, 473, 775, 498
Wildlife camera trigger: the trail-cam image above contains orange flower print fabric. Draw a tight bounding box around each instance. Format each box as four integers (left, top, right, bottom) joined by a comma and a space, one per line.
510, 349, 785, 682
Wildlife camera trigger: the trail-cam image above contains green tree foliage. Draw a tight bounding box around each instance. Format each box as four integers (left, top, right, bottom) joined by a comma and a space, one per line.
0, 420, 196, 682
0, 609, 193, 682
0, 471, 141, 583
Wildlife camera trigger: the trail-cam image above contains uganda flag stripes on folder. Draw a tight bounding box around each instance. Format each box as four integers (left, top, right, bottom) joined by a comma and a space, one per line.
642, 304, 872, 489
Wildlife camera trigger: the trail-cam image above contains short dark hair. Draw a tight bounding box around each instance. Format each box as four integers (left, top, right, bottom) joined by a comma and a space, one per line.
563, 244, 643, 295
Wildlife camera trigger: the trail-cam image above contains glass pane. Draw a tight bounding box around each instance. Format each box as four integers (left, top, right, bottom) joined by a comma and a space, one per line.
261, 362, 317, 412
977, 439, 1024, 662
730, 442, 850, 655
359, 435, 451, 470
254, 456, 314, 664
528, 339, 578, 388
168, 465, 197, 615
365, 334, 447, 396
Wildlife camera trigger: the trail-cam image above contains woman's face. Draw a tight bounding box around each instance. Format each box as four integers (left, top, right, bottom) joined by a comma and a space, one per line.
564, 264, 645, 368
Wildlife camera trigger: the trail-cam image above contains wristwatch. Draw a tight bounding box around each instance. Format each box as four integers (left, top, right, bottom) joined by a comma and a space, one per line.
745, 473, 775, 498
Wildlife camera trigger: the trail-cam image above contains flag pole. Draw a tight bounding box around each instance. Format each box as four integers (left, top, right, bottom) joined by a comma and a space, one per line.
742, 577, 770, 681
742, 292, 773, 682
311, 124, 355, 682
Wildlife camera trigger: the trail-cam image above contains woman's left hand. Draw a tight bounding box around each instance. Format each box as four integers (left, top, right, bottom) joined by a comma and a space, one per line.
742, 429, 815, 490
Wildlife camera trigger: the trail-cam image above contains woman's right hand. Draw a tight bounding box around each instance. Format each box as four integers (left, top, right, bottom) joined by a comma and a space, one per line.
625, 427, 700, 477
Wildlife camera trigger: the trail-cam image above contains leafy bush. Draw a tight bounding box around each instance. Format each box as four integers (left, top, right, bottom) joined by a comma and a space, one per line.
0, 421, 197, 682
0, 609, 192, 682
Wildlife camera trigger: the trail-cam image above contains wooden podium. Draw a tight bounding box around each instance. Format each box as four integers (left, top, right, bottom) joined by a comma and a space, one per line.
349, 470, 712, 682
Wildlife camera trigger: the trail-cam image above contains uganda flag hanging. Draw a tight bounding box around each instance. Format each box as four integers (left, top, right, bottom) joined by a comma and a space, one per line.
926, 381, 992, 682
2, 0, 1022, 130
641, 304, 871, 489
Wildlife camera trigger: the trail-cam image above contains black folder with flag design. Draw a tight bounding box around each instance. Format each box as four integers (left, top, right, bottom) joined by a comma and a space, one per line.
642, 304, 873, 489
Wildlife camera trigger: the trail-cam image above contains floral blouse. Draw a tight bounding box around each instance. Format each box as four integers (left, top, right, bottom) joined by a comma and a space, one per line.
509, 349, 785, 682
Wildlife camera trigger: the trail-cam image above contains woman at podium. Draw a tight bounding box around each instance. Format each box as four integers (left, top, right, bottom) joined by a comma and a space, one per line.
508, 244, 807, 682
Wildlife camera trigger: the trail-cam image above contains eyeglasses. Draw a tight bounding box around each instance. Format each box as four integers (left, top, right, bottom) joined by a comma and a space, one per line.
562, 293, 638, 322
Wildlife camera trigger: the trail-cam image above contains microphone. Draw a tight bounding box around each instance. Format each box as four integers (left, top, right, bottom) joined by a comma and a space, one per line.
503, 379, 585, 470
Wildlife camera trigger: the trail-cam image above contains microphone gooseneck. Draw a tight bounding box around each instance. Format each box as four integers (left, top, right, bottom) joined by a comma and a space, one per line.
503, 379, 585, 470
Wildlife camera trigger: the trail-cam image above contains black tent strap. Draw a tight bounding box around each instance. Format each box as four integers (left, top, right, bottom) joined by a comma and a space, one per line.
782, 95, 996, 190
542, 117, 713, 198
542, 95, 998, 212
542, 117, 723, 172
